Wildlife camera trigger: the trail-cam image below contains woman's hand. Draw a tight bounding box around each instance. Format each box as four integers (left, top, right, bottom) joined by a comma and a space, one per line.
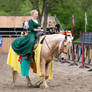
34, 28, 41, 32
37, 27, 44, 32
40, 29, 44, 32
38, 27, 41, 29
34, 27, 44, 32
38, 27, 44, 32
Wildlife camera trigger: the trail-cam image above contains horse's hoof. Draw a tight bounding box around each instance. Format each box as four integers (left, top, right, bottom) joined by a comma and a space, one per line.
11, 83, 15, 88
34, 80, 43, 88
40, 84, 49, 88
44, 85, 49, 88
36, 81, 43, 86
27, 82, 33, 88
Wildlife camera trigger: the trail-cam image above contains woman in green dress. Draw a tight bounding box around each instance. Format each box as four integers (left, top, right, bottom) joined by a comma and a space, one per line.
12, 10, 42, 58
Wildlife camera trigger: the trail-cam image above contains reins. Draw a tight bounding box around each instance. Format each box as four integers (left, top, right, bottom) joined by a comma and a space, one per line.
44, 36, 66, 61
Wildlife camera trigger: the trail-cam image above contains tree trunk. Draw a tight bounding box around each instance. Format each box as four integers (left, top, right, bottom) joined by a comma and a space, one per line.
43, 6, 48, 31
35, 0, 41, 21
40, 0, 45, 23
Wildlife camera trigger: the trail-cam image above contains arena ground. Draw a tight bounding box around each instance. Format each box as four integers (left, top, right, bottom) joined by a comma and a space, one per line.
0, 53, 92, 92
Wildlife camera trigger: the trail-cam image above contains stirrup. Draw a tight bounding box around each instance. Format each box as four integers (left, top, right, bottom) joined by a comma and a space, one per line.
34, 40, 39, 49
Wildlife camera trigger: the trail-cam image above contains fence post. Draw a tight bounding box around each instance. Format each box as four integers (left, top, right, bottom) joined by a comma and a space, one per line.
71, 42, 78, 66
82, 44, 85, 67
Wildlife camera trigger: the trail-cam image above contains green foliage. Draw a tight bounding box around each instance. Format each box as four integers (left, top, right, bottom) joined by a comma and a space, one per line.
0, 0, 92, 34
0, 11, 9, 16
0, 0, 31, 16
50, 0, 92, 35
20, 0, 32, 16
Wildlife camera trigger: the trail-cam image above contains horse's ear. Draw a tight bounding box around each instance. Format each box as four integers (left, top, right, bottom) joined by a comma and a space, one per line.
65, 35, 67, 41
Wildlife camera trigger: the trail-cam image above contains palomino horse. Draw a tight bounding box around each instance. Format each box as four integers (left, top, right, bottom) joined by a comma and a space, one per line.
12, 34, 73, 88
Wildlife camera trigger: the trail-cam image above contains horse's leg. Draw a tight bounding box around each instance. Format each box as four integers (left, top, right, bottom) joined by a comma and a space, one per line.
40, 59, 48, 88
12, 68, 17, 87
40, 62, 51, 88
26, 76, 33, 87
35, 59, 45, 87
45, 62, 51, 80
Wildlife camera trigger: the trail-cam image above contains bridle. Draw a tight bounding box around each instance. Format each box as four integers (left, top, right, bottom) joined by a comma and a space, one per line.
44, 36, 67, 60
44, 38, 51, 51
61, 50, 68, 55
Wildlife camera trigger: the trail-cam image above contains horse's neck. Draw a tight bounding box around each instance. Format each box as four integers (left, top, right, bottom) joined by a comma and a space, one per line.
46, 34, 65, 55
50, 34, 65, 48
50, 40, 59, 51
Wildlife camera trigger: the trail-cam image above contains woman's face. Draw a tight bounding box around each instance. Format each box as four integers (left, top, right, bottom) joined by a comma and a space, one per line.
33, 11, 38, 19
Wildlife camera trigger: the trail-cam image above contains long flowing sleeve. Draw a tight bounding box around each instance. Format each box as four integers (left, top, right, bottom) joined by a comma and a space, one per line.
28, 19, 40, 32
28, 19, 34, 32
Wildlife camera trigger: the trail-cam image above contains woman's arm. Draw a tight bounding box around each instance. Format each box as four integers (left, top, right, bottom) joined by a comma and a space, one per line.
34, 28, 40, 32
28, 19, 41, 32
34, 27, 41, 32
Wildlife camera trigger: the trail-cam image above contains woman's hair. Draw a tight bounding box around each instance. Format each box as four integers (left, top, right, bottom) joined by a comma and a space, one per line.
30, 10, 38, 16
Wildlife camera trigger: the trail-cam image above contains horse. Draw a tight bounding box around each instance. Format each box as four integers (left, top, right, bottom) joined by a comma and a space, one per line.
11, 34, 73, 88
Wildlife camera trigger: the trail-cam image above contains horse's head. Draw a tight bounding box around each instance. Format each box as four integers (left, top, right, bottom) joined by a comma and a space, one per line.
59, 35, 73, 61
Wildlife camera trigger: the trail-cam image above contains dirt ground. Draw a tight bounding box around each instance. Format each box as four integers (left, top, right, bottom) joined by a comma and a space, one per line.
0, 53, 92, 92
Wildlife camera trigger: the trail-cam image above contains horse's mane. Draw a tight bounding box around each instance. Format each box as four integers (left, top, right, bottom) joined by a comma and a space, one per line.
43, 34, 73, 53
43, 34, 65, 53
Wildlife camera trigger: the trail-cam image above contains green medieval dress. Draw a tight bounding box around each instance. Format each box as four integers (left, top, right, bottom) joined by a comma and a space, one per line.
12, 19, 40, 56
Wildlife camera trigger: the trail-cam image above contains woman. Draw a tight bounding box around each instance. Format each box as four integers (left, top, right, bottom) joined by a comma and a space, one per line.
12, 10, 42, 59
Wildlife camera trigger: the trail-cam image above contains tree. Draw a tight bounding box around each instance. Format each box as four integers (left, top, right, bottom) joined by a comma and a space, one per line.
0, 0, 24, 16
0, 0, 92, 34
20, 0, 32, 16
29, 0, 60, 30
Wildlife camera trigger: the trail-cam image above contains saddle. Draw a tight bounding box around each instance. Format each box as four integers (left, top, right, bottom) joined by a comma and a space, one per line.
34, 31, 45, 49
25, 32, 46, 60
